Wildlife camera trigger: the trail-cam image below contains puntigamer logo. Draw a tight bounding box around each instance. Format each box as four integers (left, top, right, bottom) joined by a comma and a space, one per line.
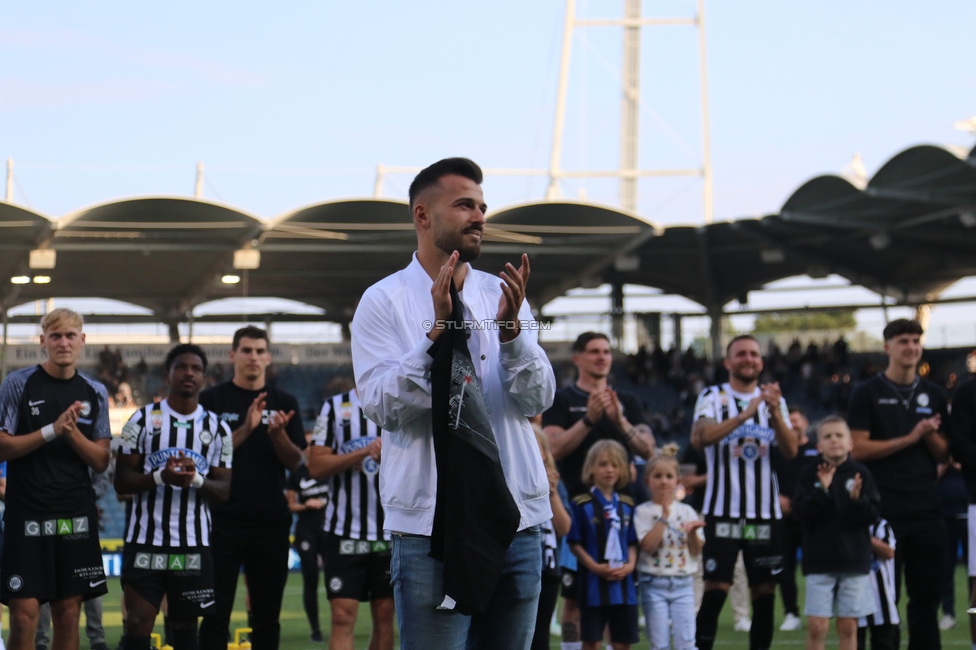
25, 518, 89, 536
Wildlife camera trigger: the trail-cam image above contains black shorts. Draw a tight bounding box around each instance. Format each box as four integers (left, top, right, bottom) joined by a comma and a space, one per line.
560, 567, 578, 600
701, 516, 785, 586
121, 544, 215, 618
324, 534, 392, 602
0, 514, 107, 605
579, 604, 639, 644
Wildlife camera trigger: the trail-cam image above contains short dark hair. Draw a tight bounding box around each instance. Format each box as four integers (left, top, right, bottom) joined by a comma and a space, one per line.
572, 331, 610, 353
408, 157, 483, 209
788, 404, 806, 417
726, 334, 760, 356
233, 325, 269, 351
882, 319, 923, 341
165, 344, 208, 372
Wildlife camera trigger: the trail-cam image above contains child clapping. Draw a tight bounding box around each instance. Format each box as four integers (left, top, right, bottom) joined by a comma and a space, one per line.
634, 446, 705, 650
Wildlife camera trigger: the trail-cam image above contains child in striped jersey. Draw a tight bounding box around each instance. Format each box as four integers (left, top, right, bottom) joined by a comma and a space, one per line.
568, 440, 639, 650
635, 445, 705, 650
856, 519, 899, 650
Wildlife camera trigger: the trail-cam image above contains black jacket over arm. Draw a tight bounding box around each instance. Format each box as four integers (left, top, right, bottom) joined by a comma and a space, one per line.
428, 280, 521, 616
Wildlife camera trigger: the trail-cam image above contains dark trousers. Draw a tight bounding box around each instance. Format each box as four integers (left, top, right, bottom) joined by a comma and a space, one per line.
531, 574, 561, 650
294, 525, 329, 633
889, 514, 946, 650
942, 514, 968, 618
779, 515, 802, 616
199, 517, 291, 650
856, 623, 900, 650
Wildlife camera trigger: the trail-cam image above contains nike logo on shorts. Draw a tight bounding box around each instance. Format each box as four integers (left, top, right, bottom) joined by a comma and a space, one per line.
29, 400, 45, 407
200, 601, 216, 608
299, 478, 318, 489
89, 579, 106, 587
770, 568, 783, 575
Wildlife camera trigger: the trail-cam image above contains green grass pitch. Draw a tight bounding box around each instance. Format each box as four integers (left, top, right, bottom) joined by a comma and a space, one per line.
66, 565, 975, 648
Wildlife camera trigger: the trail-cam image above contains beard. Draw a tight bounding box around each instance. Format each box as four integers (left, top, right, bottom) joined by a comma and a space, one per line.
730, 365, 760, 384
433, 223, 482, 263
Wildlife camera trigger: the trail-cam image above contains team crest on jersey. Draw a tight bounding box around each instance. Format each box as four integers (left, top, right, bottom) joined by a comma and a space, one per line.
340, 402, 353, 422
151, 411, 164, 433
79, 401, 92, 417
845, 478, 856, 493
340, 437, 379, 475
731, 441, 766, 460
740, 441, 759, 461
916, 393, 929, 407
198, 430, 214, 445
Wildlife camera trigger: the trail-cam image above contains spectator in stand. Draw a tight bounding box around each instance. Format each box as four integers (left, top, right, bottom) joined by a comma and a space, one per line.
773, 405, 820, 632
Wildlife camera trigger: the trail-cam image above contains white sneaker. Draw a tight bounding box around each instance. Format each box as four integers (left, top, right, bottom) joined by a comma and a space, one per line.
550, 619, 562, 636
939, 614, 956, 630
779, 613, 802, 631
733, 617, 752, 632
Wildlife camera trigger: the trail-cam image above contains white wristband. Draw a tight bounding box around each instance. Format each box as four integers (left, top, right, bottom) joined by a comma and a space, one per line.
153, 469, 165, 486
190, 472, 205, 489
41, 424, 57, 442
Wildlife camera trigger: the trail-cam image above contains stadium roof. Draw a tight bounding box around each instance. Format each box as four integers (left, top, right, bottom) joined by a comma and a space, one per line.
2, 141, 976, 326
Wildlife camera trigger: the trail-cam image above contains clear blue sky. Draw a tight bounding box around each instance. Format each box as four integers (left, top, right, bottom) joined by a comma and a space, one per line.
4, 0, 975, 224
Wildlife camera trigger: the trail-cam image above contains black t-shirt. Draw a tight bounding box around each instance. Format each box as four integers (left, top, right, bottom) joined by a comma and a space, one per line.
772, 437, 819, 509
0, 365, 111, 519
286, 464, 329, 533
542, 384, 646, 497
200, 381, 306, 525
848, 373, 948, 519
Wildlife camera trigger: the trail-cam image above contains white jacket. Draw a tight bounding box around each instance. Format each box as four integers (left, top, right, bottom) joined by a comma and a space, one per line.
351, 253, 556, 536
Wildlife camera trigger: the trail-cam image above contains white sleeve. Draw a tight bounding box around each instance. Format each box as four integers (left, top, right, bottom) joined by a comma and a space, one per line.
496, 299, 556, 417
351, 287, 435, 433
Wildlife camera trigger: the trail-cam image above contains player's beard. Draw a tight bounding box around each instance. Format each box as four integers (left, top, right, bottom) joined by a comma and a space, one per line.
730, 365, 760, 385
433, 223, 482, 263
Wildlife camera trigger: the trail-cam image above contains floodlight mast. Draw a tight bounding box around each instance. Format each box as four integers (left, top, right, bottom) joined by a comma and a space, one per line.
374, 0, 715, 225
546, 0, 714, 222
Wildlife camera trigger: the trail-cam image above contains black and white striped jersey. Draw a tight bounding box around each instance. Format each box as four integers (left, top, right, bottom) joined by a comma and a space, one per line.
694, 383, 790, 520
120, 400, 232, 547
311, 389, 387, 541
859, 519, 899, 628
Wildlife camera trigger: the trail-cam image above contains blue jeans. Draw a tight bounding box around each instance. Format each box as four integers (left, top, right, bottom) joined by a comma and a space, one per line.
390, 526, 542, 650
639, 573, 696, 650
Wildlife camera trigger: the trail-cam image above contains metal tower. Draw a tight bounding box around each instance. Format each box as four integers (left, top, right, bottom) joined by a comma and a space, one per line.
546, 0, 713, 222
